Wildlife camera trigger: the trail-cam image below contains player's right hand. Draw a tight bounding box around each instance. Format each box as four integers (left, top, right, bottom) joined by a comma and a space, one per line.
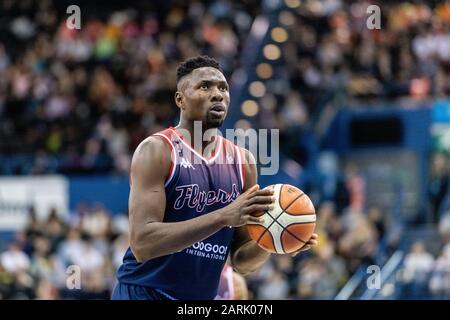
220, 184, 275, 227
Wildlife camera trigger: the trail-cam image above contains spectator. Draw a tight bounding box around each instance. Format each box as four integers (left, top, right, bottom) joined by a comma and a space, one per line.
69, 236, 104, 275
402, 241, 435, 299
0, 243, 31, 273
257, 269, 290, 300
429, 246, 450, 298
403, 242, 434, 278
429, 153, 449, 223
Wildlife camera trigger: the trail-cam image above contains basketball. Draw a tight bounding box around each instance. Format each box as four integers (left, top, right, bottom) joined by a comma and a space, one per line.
247, 184, 316, 254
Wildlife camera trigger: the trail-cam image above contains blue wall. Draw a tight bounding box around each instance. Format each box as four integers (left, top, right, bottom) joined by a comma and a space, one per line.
323, 107, 432, 222
69, 176, 130, 215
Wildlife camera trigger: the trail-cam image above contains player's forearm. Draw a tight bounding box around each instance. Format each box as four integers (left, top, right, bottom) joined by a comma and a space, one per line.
230, 241, 271, 276
130, 210, 227, 262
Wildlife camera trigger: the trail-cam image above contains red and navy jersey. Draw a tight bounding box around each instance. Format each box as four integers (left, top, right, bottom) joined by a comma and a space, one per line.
116, 127, 246, 300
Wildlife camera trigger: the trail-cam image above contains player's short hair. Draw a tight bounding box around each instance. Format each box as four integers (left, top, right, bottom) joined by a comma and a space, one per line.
176, 55, 223, 83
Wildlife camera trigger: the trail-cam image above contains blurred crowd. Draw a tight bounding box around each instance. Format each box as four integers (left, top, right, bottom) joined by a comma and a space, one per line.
1, 0, 450, 174
398, 217, 450, 299
0, 205, 129, 299
0, 0, 258, 175
0, 193, 388, 300
251, 0, 450, 169
282, 0, 450, 110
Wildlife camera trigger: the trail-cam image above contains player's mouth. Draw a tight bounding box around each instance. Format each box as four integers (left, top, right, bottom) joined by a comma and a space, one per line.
209, 104, 226, 117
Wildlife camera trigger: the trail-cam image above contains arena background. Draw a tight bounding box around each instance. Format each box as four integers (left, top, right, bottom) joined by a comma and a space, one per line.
0, 0, 450, 300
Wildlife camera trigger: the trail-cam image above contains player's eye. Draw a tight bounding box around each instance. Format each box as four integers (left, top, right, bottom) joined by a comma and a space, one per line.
200, 84, 209, 90
220, 86, 228, 92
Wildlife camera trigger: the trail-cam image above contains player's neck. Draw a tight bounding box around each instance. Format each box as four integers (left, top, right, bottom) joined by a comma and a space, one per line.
175, 122, 220, 156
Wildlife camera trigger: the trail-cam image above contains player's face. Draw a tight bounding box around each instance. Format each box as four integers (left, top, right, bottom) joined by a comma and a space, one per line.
177, 67, 230, 129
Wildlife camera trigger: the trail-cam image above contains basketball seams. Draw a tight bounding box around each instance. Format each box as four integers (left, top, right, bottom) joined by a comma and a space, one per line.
248, 224, 267, 242
286, 222, 316, 227
251, 184, 316, 254
255, 193, 283, 244
282, 222, 316, 246
278, 213, 316, 227
256, 185, 309, 249
285, 212, 315, 216
280, 229, 305, 254
285, 195, 316, 216
282, 228, 307, 245
284, 192, 305, 211
255, 184, 282, 244
273, 218, 311, 244
273, 191, 305, 222
268, 222, 285, 253
277, 184, 284, 208
255, 208, 277, 244
282, 220, 316, 225
279, 227, 308, 253
259, 230, 276, 254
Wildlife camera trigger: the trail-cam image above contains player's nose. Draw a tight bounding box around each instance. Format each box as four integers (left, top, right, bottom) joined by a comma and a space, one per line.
211, 87, 224, 102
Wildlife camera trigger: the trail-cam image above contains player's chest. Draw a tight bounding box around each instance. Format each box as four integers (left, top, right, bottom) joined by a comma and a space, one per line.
168, 163, 241, 214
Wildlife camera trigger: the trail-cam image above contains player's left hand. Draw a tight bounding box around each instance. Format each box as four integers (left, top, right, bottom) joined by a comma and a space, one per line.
290, 233, 318, 257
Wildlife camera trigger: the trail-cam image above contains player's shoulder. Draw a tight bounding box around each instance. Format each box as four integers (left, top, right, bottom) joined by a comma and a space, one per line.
134, 135, 167, 155
132, 130, 173, 163
236, 146, 256, 167
130, 134, 173, 180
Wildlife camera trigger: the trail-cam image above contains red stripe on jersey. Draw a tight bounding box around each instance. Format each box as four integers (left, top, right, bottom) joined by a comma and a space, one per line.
152, 129, 175, 186
240, 148, 246, 188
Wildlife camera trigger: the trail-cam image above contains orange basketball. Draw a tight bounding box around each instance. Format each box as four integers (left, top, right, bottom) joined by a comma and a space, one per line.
247, 184, 316, 254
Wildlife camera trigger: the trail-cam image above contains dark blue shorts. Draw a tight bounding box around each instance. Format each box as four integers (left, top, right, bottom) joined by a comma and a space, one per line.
111, 282, 177, 300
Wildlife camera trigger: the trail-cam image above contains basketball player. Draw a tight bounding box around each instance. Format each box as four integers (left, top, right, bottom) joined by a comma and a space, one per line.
112, 56, 318, 300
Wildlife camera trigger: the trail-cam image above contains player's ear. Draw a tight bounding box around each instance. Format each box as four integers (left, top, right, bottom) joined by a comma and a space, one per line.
175, 91, 185, 110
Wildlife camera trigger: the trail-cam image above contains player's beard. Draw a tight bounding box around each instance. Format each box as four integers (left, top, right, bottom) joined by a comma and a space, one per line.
204, 113, 224, 129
